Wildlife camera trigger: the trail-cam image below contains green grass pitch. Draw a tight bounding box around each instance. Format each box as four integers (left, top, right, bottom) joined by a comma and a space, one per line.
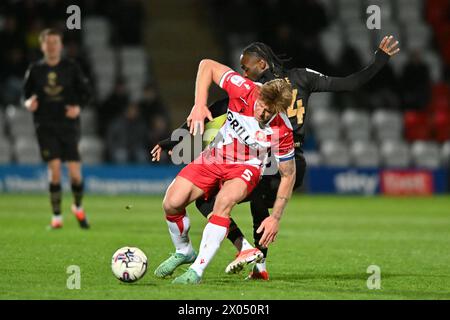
1, 194, 449, 300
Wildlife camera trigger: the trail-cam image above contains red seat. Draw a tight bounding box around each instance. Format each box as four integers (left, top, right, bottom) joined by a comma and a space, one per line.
429, 83, 450, 112
404, 111, 432, 141
433, 110, 450, 142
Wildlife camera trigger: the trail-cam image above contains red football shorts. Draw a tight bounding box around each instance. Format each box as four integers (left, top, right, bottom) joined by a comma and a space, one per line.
178, 157, 261, 200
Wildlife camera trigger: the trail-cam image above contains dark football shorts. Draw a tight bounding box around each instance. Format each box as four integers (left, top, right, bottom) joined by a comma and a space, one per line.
249, 155, 306, 208
35, 125, 81, 162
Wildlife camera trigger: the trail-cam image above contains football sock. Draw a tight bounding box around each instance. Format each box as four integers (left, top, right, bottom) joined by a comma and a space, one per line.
49, 183, 62, 216
196, 197, 246, 248
250, 198, 270, 258
166, 210, 194, 256
190, 215, 230, 277
228, 219, 246, 249
233, 236, 254, 252
255, 258, 267, 272
71, 182, 84, 208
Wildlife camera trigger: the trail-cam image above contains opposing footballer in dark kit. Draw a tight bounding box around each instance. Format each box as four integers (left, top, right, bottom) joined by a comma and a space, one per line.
23, 28, 91, 229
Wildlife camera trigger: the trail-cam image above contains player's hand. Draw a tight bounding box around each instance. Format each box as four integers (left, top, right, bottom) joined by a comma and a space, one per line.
150, 144, 173, 162
25, 95, 38, 112
66, 105, 81, 119
379, 35, 400, 57
257, 216, 280, 248
187, 105, 213, 136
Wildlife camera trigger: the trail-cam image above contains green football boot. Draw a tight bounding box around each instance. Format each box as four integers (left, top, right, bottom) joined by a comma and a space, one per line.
171, 268, 202, 284
154, 251, 197, 278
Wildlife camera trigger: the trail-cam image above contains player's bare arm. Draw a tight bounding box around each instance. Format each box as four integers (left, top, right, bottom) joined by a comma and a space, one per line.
257, 158, 296, 247
187, 59, 230, 135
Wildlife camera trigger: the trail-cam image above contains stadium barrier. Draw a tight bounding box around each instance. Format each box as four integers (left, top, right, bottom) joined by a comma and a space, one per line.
0, 165, 181, 194
0, 165, 448, 195
305, 167, 449, 195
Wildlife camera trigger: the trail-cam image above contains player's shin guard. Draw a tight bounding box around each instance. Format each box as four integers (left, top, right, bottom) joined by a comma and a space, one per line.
49, 183, 62, 216
190, 215, 230, 277
71, 182, 84, 208
166, 210, 194, 256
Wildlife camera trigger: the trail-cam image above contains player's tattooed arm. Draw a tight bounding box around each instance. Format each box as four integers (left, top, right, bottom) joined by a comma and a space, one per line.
257, 158, 296, 247
272, 158, 296, 221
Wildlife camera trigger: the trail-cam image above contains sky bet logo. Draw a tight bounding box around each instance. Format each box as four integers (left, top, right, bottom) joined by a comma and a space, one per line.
334, 170, 379, 195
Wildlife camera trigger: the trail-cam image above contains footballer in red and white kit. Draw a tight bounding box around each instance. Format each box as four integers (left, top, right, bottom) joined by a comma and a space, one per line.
178, 70, 295, 199
154, 59, 296, 284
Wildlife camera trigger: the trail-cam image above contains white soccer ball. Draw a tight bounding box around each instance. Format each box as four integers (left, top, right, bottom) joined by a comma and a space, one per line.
111, 246, 148, 283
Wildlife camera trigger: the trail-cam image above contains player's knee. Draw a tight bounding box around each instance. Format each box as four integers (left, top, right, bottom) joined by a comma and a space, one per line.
162, 196, 184, 215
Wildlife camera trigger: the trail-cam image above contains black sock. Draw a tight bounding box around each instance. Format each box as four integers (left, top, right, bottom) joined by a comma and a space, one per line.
49, 183, 62, 216
251, 197, 270, 258
227, 218, 245, 244
71, 182, 84, 207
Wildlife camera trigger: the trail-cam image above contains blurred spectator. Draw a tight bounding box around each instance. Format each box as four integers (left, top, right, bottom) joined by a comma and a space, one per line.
333, 44, 366, 110
98, 79, 130, 136
106, 102, 148, 164
366, 63, 401, 111
139, 84, 170, 125
148, 113, 171, 163
400, 50, 432, 111
0, 47, 27, 105
0, 16, 25, 59
24, 18, 45, 60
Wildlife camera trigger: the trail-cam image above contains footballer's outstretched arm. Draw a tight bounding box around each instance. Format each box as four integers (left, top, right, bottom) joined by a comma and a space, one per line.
307, 35, 400, 92
257, 158, 296, 247
188, 59, 231, 135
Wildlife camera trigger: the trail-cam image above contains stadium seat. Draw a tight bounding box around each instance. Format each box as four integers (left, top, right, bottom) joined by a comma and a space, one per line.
429, 83, 450, 111
311, 109, 341, 142
432, 110, 450, 142
404, 111, 432, 141
13, 137, 41, 164
397, 0, 423, 22
380, 140, 411, 168
80, 136, 104, 164
303, 151, 322, 167
80, 108, 98, 136
350, 140, 380, 167
372, 109, 403, 142
341, 109, 371, 142
423, 50, 443, 83
83, 17, 111, 49
404, 23, 432, 51
411, 141, 441, 168
0, 137, 12, 164
337, 0, 363, 22
320, 26, 345, 65
0, 109, 5, 135
308, 93, 332, 111
441, 140, 450, 167
5, 106, 35, 138
320, 140, 351, 167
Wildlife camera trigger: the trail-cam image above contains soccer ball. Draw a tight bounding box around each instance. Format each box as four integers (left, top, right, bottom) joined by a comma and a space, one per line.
111, 246, 148, 283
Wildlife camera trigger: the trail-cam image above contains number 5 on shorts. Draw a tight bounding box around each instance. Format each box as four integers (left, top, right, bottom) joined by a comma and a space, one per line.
241, 169, 253, 181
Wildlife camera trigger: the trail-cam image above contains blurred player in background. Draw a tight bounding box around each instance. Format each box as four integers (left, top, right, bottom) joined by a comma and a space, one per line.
153, 58, 296, 284
23, 29, 92, 229
152, 36, 400, 280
